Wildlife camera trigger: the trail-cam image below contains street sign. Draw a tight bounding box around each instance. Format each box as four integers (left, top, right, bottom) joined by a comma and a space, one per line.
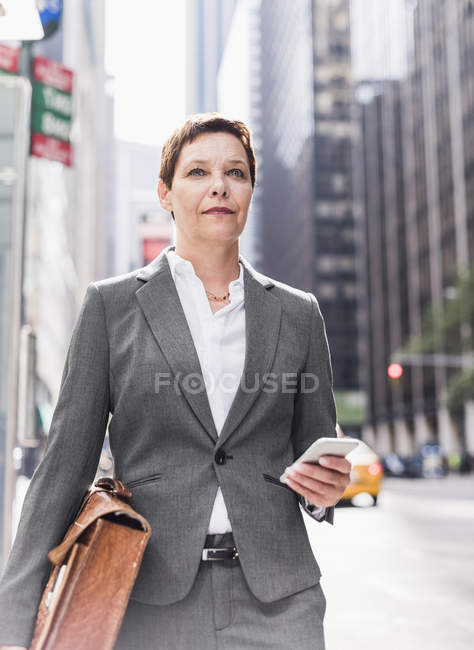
32, 83, 72, 118
30, 133, 72, 166
37, 0, 63, 39
0, 44, 19, 74
33, 56, 73, 92
37, 0, 63, 23
31, 107, 71, 141
30, 56, 73, 165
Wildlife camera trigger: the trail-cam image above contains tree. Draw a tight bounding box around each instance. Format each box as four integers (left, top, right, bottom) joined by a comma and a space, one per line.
396, 265, 474, 410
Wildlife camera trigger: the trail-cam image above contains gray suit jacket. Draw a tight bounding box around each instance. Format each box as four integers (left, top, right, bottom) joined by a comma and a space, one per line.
0, 244, 337, 647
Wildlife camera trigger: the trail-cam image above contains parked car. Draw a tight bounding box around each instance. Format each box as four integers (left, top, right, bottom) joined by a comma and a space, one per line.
382, 445, 446, 479
381, 452, 405, 477
418, 444, 445, 478
340, 439, 384, 506
382, 452, 421, 478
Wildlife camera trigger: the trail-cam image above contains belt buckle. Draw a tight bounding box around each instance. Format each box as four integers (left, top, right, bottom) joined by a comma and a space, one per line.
202, 546, 239, 561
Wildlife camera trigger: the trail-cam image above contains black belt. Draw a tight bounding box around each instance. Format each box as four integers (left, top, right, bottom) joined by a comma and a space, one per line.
202, 532, 239, 562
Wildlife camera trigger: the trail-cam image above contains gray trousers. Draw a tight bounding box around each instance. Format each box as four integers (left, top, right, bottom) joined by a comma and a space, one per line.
114, 534, 326, 650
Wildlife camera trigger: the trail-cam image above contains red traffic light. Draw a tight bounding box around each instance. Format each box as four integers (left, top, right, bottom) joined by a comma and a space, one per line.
387, 363, 403, 379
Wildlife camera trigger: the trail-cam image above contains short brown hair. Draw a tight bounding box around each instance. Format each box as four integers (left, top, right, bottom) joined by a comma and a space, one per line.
159, 112, 257, 191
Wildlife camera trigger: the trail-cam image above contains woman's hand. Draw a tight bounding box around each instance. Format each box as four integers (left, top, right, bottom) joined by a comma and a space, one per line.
282, 455, 351, 507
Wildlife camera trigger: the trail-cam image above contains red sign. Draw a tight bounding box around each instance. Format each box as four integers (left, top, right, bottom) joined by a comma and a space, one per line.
0, 44, 19, 73
142, 238, 170, 265
33, 56, 73, 93
31, 133, 72, 166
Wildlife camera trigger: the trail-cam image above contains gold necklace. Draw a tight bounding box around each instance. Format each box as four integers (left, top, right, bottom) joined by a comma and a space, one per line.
205, 288, 230, 302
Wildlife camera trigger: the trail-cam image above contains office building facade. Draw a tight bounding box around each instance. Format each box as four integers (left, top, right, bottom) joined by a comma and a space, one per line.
185, 0, 238, 114
355, 0, 474, 454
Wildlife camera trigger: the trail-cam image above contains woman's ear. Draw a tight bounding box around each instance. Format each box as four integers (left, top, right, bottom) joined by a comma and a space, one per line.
158, 179, 173, 213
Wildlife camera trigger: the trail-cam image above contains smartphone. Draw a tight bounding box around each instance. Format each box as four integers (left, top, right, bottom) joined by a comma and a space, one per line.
280, 437, 359, 481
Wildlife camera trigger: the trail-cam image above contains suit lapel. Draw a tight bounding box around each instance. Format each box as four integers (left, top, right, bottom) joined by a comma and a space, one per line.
217, 264, 281, 449
135, 245, 282, 448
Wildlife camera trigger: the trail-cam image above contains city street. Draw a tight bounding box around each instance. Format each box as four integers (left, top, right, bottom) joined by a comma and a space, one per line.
1, 2, 474, 648
305, 476, 474, 650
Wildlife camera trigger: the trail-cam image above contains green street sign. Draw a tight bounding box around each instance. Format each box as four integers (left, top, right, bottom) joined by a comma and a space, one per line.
32, 82, 72, 119
31, 109, 71, 142
30, 57, 74, 165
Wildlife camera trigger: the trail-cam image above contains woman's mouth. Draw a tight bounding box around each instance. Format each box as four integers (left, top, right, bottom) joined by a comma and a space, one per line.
203, 207, 234, 214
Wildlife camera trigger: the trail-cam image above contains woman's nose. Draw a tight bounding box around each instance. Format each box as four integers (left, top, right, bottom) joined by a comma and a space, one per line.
209, 174, 228, 197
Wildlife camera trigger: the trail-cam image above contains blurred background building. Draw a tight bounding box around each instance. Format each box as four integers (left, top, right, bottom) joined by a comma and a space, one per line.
114, 140, 171, 274
310, 0, 361, 434
0, 0, 114, 561
185, 0, 238, 114
259, 0, 314, 292
353, 0, 474, 457
24, 0, 114, 399
217, 0, 263, 267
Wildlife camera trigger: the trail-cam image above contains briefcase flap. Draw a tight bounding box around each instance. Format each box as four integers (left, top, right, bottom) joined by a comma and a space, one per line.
48, 488, 151, 566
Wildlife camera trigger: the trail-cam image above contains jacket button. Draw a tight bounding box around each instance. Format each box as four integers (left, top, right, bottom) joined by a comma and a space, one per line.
215, 450, 227, 465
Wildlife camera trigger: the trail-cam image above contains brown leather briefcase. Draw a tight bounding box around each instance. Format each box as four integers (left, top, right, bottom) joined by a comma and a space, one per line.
29, 477, 152, 650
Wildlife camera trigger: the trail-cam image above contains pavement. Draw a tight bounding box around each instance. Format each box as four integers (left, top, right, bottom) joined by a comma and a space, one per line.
304, 475, 474, 650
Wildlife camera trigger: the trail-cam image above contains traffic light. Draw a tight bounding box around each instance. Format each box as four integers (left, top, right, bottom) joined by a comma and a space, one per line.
387, 363, 403, 380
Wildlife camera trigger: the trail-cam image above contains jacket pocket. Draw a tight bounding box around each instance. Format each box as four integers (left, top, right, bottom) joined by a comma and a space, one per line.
262, 473, 294, 492
126, 472, 163, 489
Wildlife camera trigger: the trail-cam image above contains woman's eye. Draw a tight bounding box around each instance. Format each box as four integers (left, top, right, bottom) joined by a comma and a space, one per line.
187, 168, 244, 178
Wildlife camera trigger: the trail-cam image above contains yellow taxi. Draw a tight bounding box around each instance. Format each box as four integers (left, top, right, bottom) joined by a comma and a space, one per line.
340, 436, 384, 506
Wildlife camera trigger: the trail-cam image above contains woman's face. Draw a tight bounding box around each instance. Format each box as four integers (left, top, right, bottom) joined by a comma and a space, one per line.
158, 131, 253, 246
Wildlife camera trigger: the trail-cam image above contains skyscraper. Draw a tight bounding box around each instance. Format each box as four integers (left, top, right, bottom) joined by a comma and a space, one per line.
185, 0, 238, 114
354, 0, 474, 455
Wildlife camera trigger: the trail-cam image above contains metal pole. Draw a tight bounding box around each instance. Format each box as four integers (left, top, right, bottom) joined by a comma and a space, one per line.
0, 73, 32, 567
391, 352, 474, 368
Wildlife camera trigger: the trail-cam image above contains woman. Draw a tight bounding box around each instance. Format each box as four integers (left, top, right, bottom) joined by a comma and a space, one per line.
0, 113, 350, 650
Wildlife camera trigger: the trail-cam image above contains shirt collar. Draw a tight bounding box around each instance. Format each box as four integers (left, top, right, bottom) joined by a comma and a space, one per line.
166, 249, 244, 288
